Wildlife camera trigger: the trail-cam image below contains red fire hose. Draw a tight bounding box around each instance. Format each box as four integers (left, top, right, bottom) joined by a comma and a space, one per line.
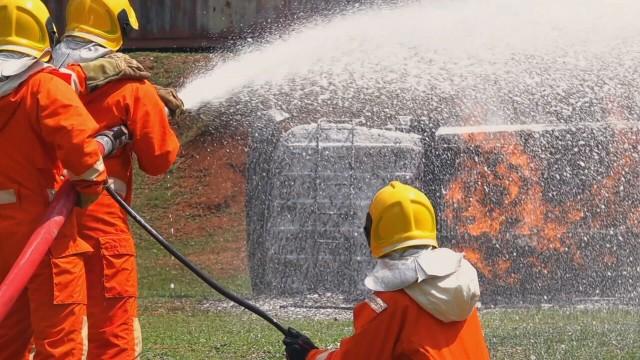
0, 182, 78, 322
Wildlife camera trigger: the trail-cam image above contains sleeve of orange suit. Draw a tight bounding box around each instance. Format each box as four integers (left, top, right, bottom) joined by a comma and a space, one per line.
65, 64, 89, 95
125, 80, 180, 176
36, 72, 106, 195
307, 300, 400, 360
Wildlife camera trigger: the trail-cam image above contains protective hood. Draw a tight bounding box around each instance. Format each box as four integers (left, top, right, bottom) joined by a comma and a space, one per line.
52, 36, 112, 68
0, 52, 49, 97
0, 51, 38, 77
365, 248, 480, 323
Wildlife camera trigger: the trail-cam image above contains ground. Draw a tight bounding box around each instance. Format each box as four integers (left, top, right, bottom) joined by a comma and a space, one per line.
128, 53, 640, 359
140, 302, 640, 359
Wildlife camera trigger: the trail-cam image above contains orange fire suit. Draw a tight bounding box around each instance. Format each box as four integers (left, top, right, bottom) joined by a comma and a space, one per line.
0, 68, 106, 359
69, 66, 180, 359
308, 290, 490, 360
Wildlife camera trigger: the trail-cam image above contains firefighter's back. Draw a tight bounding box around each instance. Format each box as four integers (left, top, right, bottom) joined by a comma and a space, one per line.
77, 78, 179, 241
0, 71, 96, 258
379, 290, 490, 360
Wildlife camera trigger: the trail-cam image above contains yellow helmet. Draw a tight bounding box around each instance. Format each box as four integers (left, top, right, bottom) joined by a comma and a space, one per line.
64, 0, 139, 51
364, 181, 438, 258
0, 0, 58, 60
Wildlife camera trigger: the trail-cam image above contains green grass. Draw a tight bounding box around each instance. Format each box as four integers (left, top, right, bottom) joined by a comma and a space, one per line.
135, 233, 251, 299
139, 302, 640, 360
484, 308, 640, 360
139, 300, 348, 360
129, 135, 640, 359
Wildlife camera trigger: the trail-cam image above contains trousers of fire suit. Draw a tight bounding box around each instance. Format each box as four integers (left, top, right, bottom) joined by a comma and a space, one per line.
68, 65, 180, 359
0, 68, 106, 360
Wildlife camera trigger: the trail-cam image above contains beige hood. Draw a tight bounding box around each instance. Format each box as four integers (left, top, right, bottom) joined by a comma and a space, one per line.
365, 248, 480, 323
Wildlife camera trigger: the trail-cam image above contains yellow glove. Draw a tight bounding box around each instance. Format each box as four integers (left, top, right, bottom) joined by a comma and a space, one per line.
154, 85, 185, 117
80, 53, 151, 91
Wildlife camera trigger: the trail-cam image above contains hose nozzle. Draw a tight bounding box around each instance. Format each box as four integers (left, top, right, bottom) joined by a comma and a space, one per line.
95, 125, 130, 157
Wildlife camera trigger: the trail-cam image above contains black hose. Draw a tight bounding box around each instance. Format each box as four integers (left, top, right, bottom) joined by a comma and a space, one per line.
105, 186, 289, 336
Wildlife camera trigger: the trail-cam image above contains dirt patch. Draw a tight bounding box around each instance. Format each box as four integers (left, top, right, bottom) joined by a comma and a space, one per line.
136, 129, 250, 277
188, 238, 246, 277
175, 131, 249, 275
173, 132, 247, 231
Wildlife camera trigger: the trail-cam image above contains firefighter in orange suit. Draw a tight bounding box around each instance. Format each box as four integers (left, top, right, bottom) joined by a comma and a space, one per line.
51, 0, 181, 358
283, 181, 491, 360
0, 1, 107, 358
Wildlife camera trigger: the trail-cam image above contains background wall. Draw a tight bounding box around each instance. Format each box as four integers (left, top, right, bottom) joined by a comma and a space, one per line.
44, 0, 365, 49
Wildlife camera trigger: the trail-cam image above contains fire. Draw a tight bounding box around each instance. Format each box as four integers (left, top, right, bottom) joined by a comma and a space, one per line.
444, 120, 639, 287
603, 253, 617, 266
526, 256, 550, 274
627, 209, 640, 231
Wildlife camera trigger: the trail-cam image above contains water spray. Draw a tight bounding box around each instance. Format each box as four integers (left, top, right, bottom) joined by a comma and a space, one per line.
178, 0, 640, 127
104, 185, 289, 336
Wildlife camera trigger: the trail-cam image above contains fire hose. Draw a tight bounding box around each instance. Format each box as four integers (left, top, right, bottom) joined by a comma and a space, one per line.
0, 181, 78, 322
0, 125, 288, 336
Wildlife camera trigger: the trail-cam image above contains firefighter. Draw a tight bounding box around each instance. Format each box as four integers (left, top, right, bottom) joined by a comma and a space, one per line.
51, 0, 181, 358
283, 181, 491, 360
0, 0, 108, 358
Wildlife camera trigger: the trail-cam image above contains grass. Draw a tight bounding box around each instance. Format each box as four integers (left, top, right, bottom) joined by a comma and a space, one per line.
484, 308, 640, 360
139, 300, 349, 360
128, 125, 640, 360
135, 229, 251, 299
138, 300, 640, 360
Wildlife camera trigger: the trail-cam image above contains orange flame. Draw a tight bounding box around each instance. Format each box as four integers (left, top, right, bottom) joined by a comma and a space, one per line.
445, 119, 640, 286
461, 247, 492, 277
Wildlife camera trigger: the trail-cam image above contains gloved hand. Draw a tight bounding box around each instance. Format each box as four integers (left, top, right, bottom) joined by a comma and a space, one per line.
80, 53, 151, 91
283, 327, 318, 360
154, 85, 185, 117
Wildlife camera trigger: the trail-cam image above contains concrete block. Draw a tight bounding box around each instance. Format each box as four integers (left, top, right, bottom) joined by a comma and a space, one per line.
248, 121, 422, 295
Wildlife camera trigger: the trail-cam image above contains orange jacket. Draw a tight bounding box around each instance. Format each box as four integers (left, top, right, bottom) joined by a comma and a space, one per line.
308, 290, 490, 360
69, 66, 180, 248
0, 68, 106, 260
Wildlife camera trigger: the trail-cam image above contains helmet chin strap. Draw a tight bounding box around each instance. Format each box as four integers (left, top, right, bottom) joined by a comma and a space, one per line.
45, 17, 59, 49
117, 9, 134, 38
363, 213, 373, 249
